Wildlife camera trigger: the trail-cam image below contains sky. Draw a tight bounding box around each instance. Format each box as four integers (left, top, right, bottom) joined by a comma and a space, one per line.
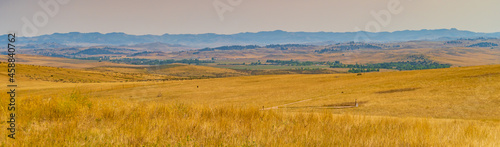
1, 0, 499, 37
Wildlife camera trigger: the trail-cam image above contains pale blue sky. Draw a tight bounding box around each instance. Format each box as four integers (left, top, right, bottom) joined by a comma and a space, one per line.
1, 0, 499, 36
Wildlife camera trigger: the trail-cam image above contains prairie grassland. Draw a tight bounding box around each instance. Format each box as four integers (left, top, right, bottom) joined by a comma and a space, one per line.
0, 54, 141, 69
0, 92, 498, 146
147, 64, 248, 78
87, 64, 500, 120
0, 63, 498, 146
0, 63, 179, 83
213, 64, 331, 70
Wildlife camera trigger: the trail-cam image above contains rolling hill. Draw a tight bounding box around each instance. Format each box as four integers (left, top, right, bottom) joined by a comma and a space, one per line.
3, 29, 500, 48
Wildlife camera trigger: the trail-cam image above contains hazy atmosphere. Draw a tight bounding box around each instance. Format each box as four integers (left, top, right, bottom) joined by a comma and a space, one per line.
1, 0, 500, 146
1, 0, 500, 36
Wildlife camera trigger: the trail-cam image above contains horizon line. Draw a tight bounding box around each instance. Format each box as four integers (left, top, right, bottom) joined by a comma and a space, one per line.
3, 28, 500, 37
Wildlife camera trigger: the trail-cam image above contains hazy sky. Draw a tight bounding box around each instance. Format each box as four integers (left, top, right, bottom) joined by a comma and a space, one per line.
1, 0, 499, 36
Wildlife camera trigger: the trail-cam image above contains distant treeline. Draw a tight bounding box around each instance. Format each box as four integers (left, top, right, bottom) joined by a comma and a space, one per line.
74, 56, 112, 61
467, 42, 498, 48
73, 48, 121, 55
260, 59, 450, 73
457, 37, 497, 41
266, 60, 327, 66
444, 41, 462, 44
265, 44, 313, 48
235, 68, 335, 75
72, 47, 136, 55
129, 51, 164, 56
330, 60, 451, 72
109, 58, 214, 65
404, 54, 427, 61
197, 44, 313, 52
198, 45, 260, 52
315, 43, 382, 53
348, 68, 379, 73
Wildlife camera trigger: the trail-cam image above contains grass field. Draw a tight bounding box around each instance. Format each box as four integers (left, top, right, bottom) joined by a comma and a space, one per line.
0, 61, 499, 146
168, 47, 500, 67
213, 64, 331, 70
0, 54, 141, 69
147, 64, 248, 78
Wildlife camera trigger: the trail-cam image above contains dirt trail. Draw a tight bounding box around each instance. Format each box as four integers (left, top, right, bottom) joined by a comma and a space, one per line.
262, 93, 360, 110
262, 99, 312, 110
262, 94, 338, 110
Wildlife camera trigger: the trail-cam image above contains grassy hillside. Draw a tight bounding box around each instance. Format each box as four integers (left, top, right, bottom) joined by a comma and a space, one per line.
146, 64, 249, 78
0, 63, 498, 146
0, 54, 140, 69
1, 98, 497, 146
1, 54, 252, 79
87, 64, 500, 120
2, 63, 497, 119
0, 63, 176, 83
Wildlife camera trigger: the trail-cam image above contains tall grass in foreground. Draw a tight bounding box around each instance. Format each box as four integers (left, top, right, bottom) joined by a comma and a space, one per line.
0, 91, 498, 146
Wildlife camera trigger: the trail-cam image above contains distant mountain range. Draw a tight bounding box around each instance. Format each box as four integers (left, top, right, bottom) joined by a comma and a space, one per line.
2, 29, 500, 48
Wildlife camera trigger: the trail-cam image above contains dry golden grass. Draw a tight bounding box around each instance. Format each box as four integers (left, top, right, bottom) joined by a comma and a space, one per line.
0, 63, 498, 146
87, 63, 248, 79
0, 92, 498, 146
147, 64, 248, 78
0, 54, 249, 80
86, 64, 500, 120
0, 54, 141, 69
0, 63, 175, 83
